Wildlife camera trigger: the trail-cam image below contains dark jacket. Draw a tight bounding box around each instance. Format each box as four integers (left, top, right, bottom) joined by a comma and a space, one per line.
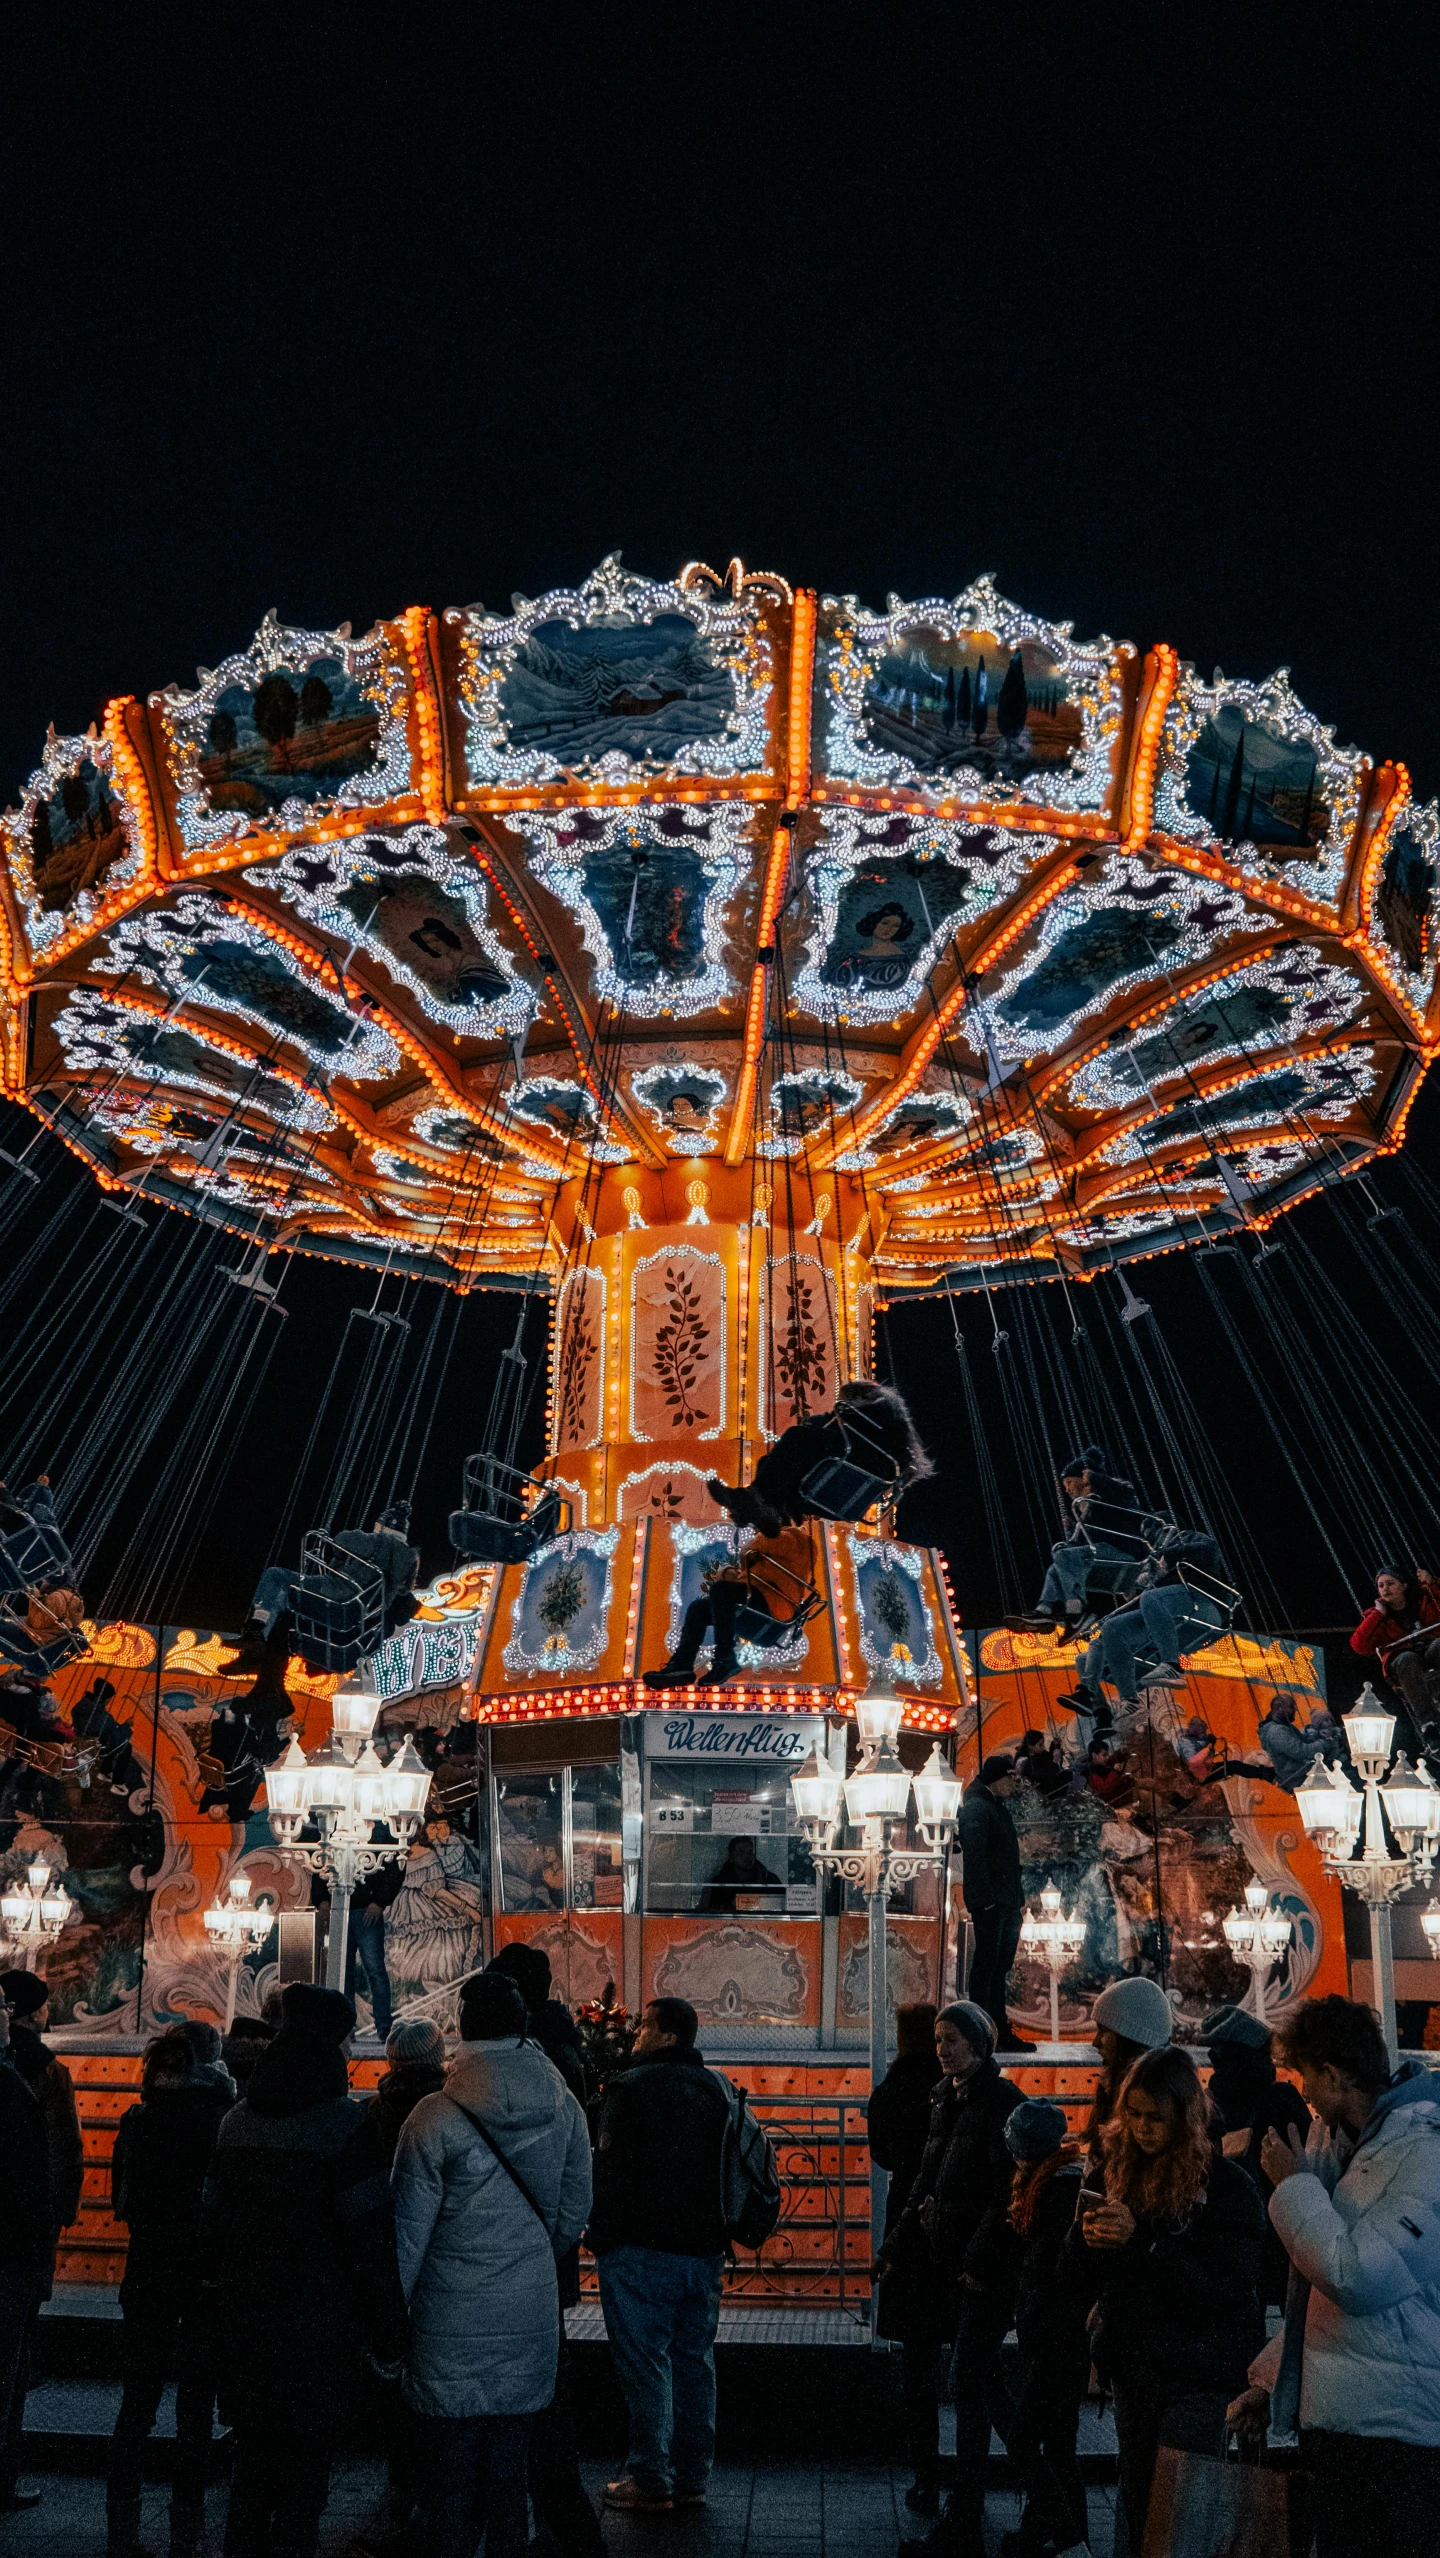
0, 2064, 52, 2276
869, 2050, 944, 2343
7, 2024, 83, 2236
203, 2038, 406, 2430
867, 2053, 942, 2246
588, 2045, 731, 2259
357, 2061, 447, 2172
1010, 2155, 1088, 2377
111, 2079, 233, 2300
1207, 2055, 1312, 2310
958, 1780, 1022, 1915
334, 1526, 418, 1610
1065, 2153, 1265, 2394
889, 2060, 1023, 2290
528, 2000, 588, 2110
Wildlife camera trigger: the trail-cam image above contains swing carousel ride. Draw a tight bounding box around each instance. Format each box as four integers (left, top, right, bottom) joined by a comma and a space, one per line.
1, 558, 1426, 2078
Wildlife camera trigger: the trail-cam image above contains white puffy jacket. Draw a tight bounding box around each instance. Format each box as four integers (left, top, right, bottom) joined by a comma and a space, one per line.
1251, 2058, 1440, 2444
392, 2036, 592, 2418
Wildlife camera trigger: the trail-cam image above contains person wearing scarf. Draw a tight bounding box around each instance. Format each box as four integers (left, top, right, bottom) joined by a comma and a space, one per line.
1001, 2101, 1089, 2558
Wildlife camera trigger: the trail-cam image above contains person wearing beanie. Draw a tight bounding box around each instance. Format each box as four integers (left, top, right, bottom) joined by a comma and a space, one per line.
958, 1759, 1030, 2052
869, 2007, 944, 2515
205, 1981, 405, 2558
1083, 1976, 1173, 2165
0, 1996, 51, 2526
392, 1968, 592, 2558
1068, 2046, 1264, 2555
1202, 2005, 1311, 2308
885, 2004, 1022, 2555
1000, 2101, 1089, 2558
333, 1505, 421, 1638
0, 1968, 82, 2516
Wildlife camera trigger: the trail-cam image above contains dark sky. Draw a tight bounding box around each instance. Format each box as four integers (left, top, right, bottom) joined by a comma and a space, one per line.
2, 8, 1436, 1657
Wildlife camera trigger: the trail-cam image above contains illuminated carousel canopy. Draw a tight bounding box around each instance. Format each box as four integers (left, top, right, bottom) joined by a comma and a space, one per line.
1, 557, 1432, 1297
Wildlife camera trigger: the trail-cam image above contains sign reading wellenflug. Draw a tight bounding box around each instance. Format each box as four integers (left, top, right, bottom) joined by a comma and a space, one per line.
645, 1712, 821, 1762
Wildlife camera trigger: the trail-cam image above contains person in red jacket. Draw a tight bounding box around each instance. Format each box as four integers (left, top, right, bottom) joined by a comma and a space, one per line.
1351, 1563, 1440, 1745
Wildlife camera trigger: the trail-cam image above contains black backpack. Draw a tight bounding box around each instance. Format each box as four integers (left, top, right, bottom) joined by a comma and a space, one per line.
718, 2077, 782, 2250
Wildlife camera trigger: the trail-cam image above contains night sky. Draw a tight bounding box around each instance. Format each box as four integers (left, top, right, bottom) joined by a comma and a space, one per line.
2, 10, 1435, 1672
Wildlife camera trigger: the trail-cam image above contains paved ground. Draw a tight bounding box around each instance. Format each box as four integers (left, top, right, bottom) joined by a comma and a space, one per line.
3, 2452, 1119, 2557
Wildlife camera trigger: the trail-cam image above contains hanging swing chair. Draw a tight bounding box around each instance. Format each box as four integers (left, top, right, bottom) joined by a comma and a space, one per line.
0, 1498, 88, 1676
448, 1454, 570, 1566
794, 1402, 907, 1524
288, 1528, 389, 1674
446, 1301, 569, 1563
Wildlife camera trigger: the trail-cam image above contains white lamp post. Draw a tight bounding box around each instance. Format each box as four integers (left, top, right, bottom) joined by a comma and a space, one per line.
1019, 1881, 1087, 2044
1221, 1878, 1294, 2024
0, 1859, 74, 1970
789, 1666, 963, 2293
263, 1685, 432, 1998
1422, 1902, 1440, 1962
1292, 1683, 1440, 2065
203, 1874, 276, 2028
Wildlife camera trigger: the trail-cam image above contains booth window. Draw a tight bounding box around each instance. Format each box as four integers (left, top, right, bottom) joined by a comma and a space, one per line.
644, 1757, 820, 1916
493, 1765, 625, 1912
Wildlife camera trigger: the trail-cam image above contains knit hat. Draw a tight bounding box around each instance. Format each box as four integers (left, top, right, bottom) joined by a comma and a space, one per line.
458, 1971, 527, 2042
1004, 2098, 1069, 2160
377, 1502, 411, 1533
385, 2018, 447, 2070
1202, 2002, 1272, 2051
1091, 1975, 1173, 2050
936, 1999, 998, 2060
979, 1754, 1015, 1785
1060, 1445, 1107, 1478
0, 1970, 48, 2018
488, 1940, 552, 2015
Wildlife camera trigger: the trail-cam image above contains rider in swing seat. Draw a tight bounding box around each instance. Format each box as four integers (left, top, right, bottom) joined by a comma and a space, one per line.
1008, 1445, 1148, 1636
644, 1521, 817, 1689
706, 1380, 931, 1534
243, 1501, 420, 1652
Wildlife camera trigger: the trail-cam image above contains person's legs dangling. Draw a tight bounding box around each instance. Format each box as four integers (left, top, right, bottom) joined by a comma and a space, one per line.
643, 1596, 714, 1688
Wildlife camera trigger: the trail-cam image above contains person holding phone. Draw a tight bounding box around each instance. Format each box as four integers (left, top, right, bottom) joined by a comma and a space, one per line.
1066, 2045, 1264, 2553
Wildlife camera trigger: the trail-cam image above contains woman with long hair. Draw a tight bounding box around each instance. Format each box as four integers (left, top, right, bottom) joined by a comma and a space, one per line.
1070, 2045, 1264, 2551
1080, 1975, 1173, 2164
1351, 1560, 1440, 1747
707, 1378, 933, 1533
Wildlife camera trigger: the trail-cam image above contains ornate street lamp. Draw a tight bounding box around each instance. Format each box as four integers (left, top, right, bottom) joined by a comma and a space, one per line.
264, 1683, 432, 1996
203, 1874, 276, 2028
1220, 1878, 1294, 2025
1292, 1683, 1440, 2064
789, 1666, 963, 2274
0, 1859, 74, 1970
1019, 1881, 1087, 2044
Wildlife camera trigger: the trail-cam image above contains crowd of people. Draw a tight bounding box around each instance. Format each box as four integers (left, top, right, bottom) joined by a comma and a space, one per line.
870, 1987, 1440, 2558
0, 1951, 767, 2558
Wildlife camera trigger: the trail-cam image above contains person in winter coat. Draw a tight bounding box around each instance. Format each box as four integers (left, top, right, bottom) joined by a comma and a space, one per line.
958, 1757, 1027, 2050
1082, 1977, 1173, 2172
706, 1379, 931, 1535
868, 2004, 944, 2515
883, 2001, 1022, 2557
1228, 1994, 1440, 2558
1255, 1691, 1325, 1793
204, 1984, 405, 2558
1070, 2044, 1264, 2554
1351, 1564, 1440, 1749
0, 2001, 50, 2521
1201, 2003, 1312, 2309
999, 2100, 1089, 2558
0, 1967, 83, 2514
589, 1995, 734, 2515
392, 1970, 591, 2558
107, 2030, 232, 2558
361, 2018, 447, 2170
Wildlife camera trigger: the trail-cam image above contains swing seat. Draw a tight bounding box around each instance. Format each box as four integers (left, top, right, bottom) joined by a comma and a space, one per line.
449, 1454, 570, 1565
0, 1514, 75, 1600
0, 1590, 88, 1677
290, 1530, 388, 1673
796, 1408, 905, 1524
732, 1558, 826, 1654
